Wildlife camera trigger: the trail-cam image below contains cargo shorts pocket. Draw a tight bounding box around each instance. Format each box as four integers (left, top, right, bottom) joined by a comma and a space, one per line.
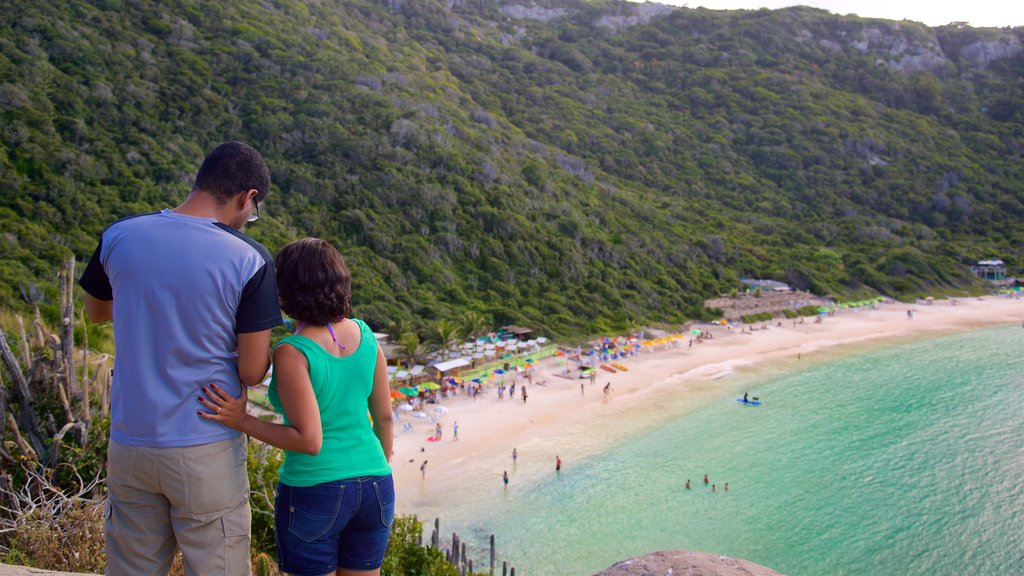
222, 503, 251, 538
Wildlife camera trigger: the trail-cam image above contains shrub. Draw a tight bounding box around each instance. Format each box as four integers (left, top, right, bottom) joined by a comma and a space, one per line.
740, 312, 774, 324
382, 516, 460, 576
247, 440, 284, 557
9, 499, 105, 573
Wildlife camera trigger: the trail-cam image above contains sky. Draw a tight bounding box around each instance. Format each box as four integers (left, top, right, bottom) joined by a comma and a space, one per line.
651, 1, 1024, 28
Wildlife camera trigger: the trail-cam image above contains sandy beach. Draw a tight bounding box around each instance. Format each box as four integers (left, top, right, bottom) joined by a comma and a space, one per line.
391, 296, 1023, 512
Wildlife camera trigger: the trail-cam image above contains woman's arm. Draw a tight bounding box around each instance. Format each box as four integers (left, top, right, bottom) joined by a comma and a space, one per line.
199, 343, 323, 455
368, 344, 393, 462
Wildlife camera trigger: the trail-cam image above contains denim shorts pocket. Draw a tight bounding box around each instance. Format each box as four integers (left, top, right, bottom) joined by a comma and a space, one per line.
287, 484, 344, 543
373, 476, 395, 529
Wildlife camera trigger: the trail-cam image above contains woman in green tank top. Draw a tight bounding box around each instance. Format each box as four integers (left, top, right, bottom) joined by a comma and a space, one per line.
201, 238, 394, 575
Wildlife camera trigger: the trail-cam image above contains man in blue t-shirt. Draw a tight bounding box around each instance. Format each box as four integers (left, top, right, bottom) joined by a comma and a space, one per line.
81, 141, 282, 576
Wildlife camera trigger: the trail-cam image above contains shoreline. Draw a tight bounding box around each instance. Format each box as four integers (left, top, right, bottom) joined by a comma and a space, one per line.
391, 295, 1023, 513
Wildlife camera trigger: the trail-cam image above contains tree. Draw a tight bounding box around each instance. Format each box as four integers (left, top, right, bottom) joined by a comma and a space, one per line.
396, 332, 422, 369
460, 311, 489, 340
428, 320, 461, 360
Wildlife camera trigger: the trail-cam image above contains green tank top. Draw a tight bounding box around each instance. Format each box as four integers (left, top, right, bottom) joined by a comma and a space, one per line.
268, 318, 391, 486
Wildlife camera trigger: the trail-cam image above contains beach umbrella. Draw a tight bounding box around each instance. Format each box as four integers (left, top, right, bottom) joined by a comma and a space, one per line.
399, 386, 420, 396
690, 329, 702, 335
390, 390, 406, 399
420, 382, 441, 390
471, 378, 483, 384
493, 369, 505, 375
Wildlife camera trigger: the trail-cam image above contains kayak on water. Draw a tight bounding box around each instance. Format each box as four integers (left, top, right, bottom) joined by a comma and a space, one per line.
736, 398, 762, 406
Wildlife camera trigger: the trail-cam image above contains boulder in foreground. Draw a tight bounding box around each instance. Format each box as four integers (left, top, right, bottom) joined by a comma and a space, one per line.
595, 550, 784, 576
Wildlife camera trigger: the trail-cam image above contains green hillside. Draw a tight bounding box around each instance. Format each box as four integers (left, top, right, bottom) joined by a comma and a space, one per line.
1, 0, 1021, 336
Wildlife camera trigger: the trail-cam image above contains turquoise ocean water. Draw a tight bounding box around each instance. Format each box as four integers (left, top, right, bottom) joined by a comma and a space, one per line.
419, 325, 1024, 575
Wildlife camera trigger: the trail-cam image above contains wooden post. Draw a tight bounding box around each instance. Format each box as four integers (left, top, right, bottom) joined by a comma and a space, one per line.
101, 367, 111, 418
451, 532, 460, 565
79, 309, 91, 427
461, 542, 467, 568
502, 561, 508, 576
490, 534, 496, 575
510, 566, 515, 576
433, 518, 440, 548
468, 559, 473, 574
60, 256, 78, 398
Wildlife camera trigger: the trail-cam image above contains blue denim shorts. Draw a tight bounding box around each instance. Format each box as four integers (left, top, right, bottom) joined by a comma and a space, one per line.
275, 475, 395, 575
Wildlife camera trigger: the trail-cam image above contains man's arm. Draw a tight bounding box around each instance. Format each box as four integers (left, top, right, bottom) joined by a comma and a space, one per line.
84, 294, 113, 323
237, 329, 272, 387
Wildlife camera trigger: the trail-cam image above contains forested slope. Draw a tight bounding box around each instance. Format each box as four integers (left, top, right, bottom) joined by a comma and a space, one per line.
1, 0, 1021, 335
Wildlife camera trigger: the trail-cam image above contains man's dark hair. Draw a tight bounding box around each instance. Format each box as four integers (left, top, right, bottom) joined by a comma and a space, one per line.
193, 141, 271, 204
275, 238, 352, 325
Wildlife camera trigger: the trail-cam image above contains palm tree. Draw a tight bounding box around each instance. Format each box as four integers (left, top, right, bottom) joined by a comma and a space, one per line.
396, 331, 422, 369
387, 318, 411, 344
461, 310, 489, 340
429, 319, 461, 360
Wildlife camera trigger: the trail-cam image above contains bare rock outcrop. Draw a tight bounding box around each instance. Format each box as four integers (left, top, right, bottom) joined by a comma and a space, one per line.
595, 550, 784, 576
959, 36, 1023, 69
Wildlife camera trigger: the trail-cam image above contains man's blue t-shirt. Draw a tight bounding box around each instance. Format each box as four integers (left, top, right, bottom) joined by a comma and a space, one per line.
80, 209, 282, 448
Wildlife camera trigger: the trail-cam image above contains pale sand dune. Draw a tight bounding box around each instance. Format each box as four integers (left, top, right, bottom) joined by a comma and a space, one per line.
391, 296, 1023, 512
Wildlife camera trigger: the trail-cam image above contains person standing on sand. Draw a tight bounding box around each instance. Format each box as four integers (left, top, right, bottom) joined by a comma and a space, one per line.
522, 385, 528, 404
82, 142, 281, 576
421, 460, 428, 479
581, 382, 585, 396
556, 456, 562, 472
512, 448, 517, 462
503, 470, 509, 489
453, 421, 459, 441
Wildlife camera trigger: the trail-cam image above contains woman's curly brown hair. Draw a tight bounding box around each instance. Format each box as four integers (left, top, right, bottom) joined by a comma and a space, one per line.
274, 238, 352, 326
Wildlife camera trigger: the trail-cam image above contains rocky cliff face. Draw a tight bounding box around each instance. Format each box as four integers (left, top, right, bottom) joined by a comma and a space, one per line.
496, 1, 1022, 74
959, 36, 1023, 68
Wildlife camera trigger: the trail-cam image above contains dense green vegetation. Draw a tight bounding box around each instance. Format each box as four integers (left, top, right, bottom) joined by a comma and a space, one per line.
1, 0, 1021, 336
